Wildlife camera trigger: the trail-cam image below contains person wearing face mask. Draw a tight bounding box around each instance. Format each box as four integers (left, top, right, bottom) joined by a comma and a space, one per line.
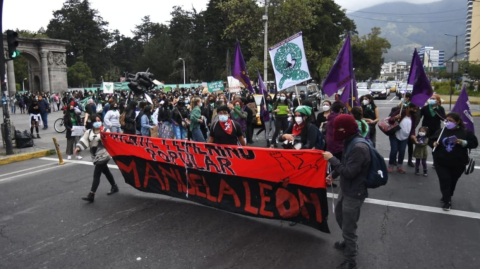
361, 95, 379, 148
255, 95, 275, 147
429, 113, 478, 211
322, 114, 371, 269
419, 94, 446, 147
278, 106, 317, 149
104, 103, 121, 133
316, 100, 332, 136
75, 115, 118, 203
387, 103, 418, 174
190, 97, 206, 142
228, 99, 248, 136
28, 100, 42, 139
208, 106, 246, 146
270, 93, 290, 148
172, 97, 189, 139
246, 95, 257, 144
64, 102, 83, 160
412, 126, 429, 176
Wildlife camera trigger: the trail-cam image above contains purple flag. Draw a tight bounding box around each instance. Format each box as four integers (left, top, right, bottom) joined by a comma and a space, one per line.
232, 41, 254, 93
257, 70, 270, 121
408, 49, 433, 107
322, 36, 353, 96
340, 77, 359, 111
451, 85, 475, 133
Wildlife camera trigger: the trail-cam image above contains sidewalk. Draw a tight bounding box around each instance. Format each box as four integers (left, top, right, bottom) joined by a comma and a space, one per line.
0, 109, 83, 165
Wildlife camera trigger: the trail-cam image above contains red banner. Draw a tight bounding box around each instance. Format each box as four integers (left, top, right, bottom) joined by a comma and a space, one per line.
102, 133, 330, 233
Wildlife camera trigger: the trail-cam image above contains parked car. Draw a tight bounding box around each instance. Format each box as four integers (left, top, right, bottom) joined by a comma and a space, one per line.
357, 82, 369, 90
396, 83, 413, 98
386, 81, 398, 93
357, 88, 371, 100
369, 83, 390, 99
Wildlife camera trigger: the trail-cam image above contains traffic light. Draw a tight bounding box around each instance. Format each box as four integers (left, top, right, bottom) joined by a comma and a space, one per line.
6, 30, 20, 60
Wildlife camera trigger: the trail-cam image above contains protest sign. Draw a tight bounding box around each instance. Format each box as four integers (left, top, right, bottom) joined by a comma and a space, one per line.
207, 81, 225, 93
103, 82, 114, 94
71, 126, 85, 136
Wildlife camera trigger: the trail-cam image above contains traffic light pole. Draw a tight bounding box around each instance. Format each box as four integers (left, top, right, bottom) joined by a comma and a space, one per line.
0, 0, 15, 155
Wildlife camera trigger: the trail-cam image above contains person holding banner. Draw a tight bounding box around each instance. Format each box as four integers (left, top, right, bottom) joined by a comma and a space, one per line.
228, 99, 248, 136
64, 102, 83, 160
430, 112, 478, 211
322, 114, 371, 269
208, 106, 246, 146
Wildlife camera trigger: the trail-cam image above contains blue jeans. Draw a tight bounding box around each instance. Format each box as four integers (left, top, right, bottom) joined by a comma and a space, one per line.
41, 112, 48, 127
191, 127, 205, 142
110, 126, 122, 133
173, 124, 186, 140
389, 136, 408, 166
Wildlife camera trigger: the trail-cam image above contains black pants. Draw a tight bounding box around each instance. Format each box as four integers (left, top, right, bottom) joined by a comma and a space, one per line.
407, 138, 414, 163
91, 162, 116, 193
434, 161, 464, 203
272, 117, 289, 145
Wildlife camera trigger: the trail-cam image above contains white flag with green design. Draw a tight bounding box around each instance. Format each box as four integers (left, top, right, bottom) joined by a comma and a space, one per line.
269, 32, 311, 91
103, 82, 114, 93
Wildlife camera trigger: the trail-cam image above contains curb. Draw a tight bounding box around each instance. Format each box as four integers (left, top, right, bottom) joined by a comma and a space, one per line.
473, 112, 480, 117
0, 149, 56, 166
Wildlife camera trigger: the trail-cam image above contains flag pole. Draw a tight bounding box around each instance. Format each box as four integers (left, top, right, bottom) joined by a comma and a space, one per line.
351, 78, 354, 108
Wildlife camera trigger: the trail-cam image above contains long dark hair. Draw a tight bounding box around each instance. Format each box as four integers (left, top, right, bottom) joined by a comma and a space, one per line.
446, 112, 465, 128
351, 107, 367, 133
362, 94, 376, 107
126, 101, 137, 113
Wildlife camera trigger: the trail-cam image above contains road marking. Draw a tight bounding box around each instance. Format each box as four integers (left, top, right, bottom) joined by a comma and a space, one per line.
389, 96, 397, 102
0, 163, 55, 177
383, 158, 480, 170
327, 193, 480, 220
40, 157, 480, 220
0, 165, 68, 183
40, 157, 119, 169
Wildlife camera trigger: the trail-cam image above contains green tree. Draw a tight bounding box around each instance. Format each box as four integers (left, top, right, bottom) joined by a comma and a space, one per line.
67, 58, 96, 87
352, 27, 391, 81
13, 55, 29, 91
46, 0, 112, 81
246, 56, 264, 82
135, 34, 176, 81
132, 16, 167, 44
468, 63, 480, 81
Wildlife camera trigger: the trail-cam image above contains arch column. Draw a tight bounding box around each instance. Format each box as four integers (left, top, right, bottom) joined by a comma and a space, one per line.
6, 60, 15, 96
40, 50, 50, 93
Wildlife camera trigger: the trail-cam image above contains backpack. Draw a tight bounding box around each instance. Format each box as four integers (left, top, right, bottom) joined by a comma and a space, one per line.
119, 112, 126, 127
345, 137, 388, 188
136, 112, 144, 131
309, 124, 326, 150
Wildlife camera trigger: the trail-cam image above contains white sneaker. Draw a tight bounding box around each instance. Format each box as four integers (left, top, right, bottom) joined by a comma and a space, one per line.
67, 155, 72, 160
76, 156, 83, 160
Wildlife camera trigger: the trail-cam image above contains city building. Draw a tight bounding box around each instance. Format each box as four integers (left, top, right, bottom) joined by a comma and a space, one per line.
380, 61, 410, 81
467, 0, 480, 63
418, 46, 445, 69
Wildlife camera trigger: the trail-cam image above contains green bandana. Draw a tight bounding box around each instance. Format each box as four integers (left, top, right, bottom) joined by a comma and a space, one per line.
428, 104, 436, 117
295, 105, 312, 116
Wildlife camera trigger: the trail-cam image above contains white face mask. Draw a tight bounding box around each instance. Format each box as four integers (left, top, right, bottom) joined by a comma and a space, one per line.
292, 95, 296, 98
280, 97, 286, 101
362, 100, 369, 106
419, 132, 426, 137
295, 117, 303, 125
322, 105, 330, 111
218, 115, 228, 122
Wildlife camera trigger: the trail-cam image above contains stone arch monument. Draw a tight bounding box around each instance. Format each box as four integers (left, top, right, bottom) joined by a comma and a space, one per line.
3, 36, 69, 95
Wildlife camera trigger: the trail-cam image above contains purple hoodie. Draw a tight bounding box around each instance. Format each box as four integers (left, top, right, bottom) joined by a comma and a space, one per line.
326, 112, 344, 154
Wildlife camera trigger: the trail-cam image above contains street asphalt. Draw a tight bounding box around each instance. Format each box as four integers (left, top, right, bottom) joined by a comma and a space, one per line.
1, 95, 480, 269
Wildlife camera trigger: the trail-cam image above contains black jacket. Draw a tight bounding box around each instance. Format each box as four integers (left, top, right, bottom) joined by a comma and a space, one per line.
279, 122, 317, 149
429, 126, 478, 166
124, 109, 136, 132
329, 134, 371, 199
64, 110, 82, 139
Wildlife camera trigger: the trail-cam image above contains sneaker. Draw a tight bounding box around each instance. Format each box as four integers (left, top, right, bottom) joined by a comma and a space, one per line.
415, 169, 420, 175
443, 202, 451, 211
397, 167, 406, 174
334, 241, 346, 251
76, 156, 83, 160
388, 167, 394, 173
423, 171, 428, 177
67, 155, 72, 160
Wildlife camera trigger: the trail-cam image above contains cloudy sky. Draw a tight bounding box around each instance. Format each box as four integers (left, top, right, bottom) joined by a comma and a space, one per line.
4, 0, 440, 36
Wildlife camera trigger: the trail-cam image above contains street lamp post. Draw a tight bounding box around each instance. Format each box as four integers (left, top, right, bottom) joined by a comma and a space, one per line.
22, 78, 27, 91
263, 0, 269, 88
178, 58, 185, 85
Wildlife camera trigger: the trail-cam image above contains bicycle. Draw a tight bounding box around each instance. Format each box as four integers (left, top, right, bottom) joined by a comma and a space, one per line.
54, 115, 85, 133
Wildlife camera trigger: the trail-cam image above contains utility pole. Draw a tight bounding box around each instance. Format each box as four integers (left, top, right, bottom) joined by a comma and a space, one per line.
0, 0, 15, 155
263, 0, 268, 88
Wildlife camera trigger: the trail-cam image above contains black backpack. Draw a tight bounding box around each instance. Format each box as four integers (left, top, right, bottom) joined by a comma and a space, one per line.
136, 111, 144, 131
345, 137, 388, 188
